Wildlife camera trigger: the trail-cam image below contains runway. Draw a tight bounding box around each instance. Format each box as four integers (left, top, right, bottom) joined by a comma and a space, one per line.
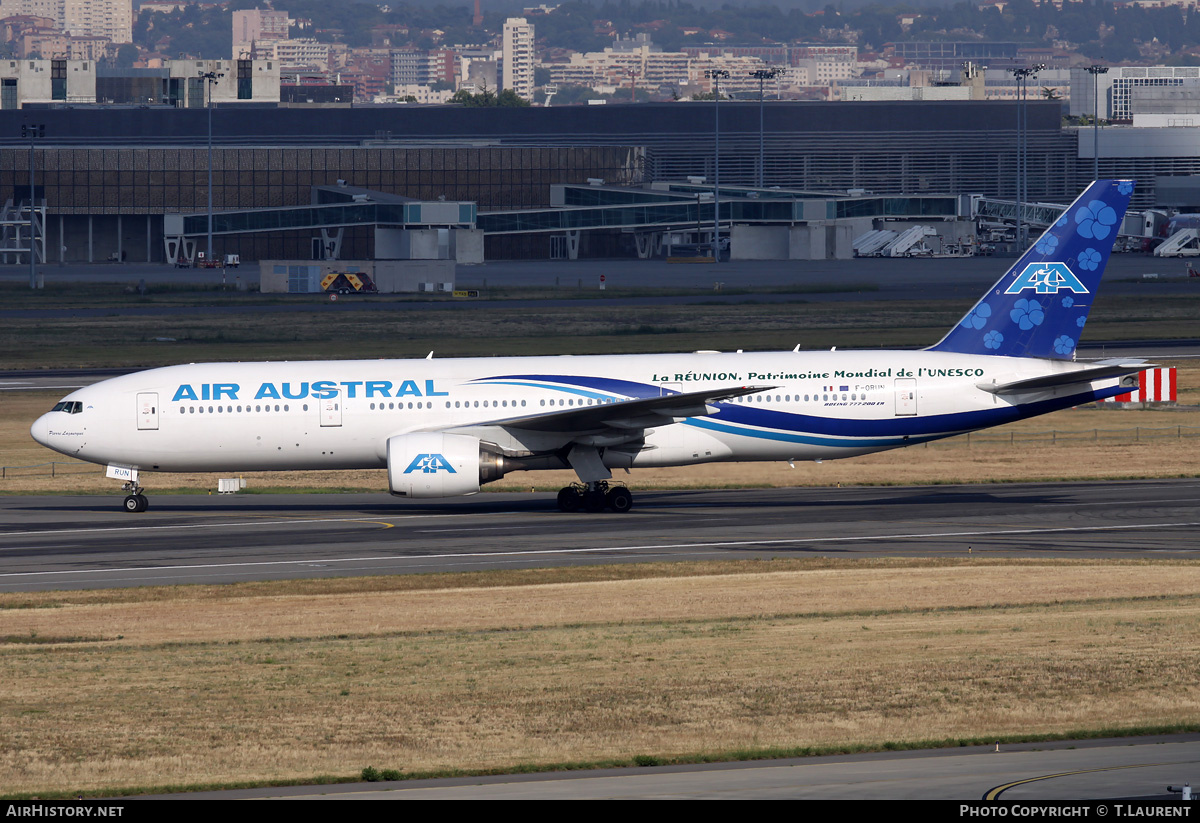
3, 479, 1199, 591
167, 733, 1200, 800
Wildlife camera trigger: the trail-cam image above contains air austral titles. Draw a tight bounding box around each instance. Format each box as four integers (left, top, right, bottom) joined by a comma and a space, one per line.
32, 180, 1148, 514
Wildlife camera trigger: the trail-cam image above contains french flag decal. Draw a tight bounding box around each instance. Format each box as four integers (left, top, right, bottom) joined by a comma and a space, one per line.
1098, 368, 1177, 404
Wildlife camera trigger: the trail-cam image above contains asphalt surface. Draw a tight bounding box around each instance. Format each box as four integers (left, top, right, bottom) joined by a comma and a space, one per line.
3, 480, 1199, 592
160, 733, 1200, 800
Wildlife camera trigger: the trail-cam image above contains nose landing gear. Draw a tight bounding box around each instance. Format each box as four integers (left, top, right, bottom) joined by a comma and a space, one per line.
121, 480, 148, 513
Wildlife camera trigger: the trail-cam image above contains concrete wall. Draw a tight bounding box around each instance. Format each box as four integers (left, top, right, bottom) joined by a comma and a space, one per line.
375, 259, 455, 292
376, 227, 483, 263
376, 228, 444, 260
731, 221, 863, 260
788, 225, 825, 260
729, 225, 789, 260
451, 228, 484, 263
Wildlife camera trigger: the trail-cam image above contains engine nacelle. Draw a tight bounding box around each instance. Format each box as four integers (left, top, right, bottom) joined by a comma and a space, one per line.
386, 432, 510, 498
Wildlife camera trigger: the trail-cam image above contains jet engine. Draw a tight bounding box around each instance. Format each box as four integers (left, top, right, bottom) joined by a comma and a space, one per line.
386, 432, 512, 498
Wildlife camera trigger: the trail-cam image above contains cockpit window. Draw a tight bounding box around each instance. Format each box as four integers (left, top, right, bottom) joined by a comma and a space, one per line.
50, 401, 83, 414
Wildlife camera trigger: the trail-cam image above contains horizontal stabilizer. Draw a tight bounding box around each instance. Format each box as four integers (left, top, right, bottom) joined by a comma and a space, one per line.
977, 361, 1150, 394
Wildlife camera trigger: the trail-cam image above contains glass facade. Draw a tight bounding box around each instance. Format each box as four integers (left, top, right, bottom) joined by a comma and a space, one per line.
0, 144, 639, 262
834, 196, 958, 220
0, 145, 637, 218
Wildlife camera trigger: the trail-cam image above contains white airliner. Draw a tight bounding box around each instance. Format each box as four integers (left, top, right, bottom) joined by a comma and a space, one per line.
32, 180, 1146, 514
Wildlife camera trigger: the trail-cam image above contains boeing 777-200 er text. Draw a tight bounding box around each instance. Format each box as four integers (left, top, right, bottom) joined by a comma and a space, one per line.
33, 180, 1147, 514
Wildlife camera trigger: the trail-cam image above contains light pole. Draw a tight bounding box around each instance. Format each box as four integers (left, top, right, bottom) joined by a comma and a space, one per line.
1009, 64, 1044, 248
21, 121, 44, 289
751, 67, 780, 187
705, 69, 729, 259
1085, 65, 1108, 182
199, 70, 224, 265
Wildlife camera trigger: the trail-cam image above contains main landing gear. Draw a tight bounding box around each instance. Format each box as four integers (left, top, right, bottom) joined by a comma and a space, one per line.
556, 481, 633, 514
122, 480, 148, 513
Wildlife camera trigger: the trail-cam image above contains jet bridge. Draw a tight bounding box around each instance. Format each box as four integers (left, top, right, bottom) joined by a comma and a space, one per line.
972, 196, 1147, 238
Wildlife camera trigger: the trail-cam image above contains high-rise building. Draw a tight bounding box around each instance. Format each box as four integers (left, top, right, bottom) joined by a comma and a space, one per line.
1071, 65, 1200, 122
233, 8, 289, 58
502, 17, 534, 100
0, 0, 132, 44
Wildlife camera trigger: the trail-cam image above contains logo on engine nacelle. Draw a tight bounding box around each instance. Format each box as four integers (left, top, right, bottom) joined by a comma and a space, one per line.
403, 453, 458, 474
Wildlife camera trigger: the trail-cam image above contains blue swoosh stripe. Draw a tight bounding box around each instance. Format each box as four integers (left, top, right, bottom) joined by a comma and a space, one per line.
478, 374, 1128, 439
683, 417, 941, 448
480, 374, 665, 399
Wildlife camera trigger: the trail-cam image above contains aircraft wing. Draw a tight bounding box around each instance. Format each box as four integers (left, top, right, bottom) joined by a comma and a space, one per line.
440, 384, 773, 439
977, 360, 1151, 394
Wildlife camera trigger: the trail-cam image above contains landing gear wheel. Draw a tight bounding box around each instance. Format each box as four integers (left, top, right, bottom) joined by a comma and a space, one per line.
123, 494, 147, 513
557, 486, 581, 512
583, 490, 607, 513
606, 486, 633, 513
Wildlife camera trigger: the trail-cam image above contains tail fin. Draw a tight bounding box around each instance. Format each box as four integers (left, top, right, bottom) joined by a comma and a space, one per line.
930, 179, 1135, 360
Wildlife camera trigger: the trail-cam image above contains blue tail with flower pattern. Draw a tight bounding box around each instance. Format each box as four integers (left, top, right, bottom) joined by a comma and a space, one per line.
930, 180, 1135, 361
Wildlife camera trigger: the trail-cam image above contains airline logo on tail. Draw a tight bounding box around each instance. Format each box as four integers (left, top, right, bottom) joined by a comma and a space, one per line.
1004, 262, 1089, 295
403, 453, 458, 474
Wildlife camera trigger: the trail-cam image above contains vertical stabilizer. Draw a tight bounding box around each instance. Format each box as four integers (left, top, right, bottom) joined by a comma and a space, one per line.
930, 180, 1135, 360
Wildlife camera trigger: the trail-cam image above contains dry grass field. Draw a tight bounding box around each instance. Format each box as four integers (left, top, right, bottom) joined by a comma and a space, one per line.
2, 559, 1199, 795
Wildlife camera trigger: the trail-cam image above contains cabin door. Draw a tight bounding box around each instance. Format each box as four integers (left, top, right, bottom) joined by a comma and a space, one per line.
137, 392, 159, 430
894, 378, 917, 416
320, 390, 342, 427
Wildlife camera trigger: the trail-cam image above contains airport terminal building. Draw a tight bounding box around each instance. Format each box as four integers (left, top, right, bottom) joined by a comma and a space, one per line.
0, 100, 1194, 263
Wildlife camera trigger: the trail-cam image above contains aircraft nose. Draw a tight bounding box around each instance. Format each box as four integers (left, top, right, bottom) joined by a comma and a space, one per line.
30, 414, 51, 448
